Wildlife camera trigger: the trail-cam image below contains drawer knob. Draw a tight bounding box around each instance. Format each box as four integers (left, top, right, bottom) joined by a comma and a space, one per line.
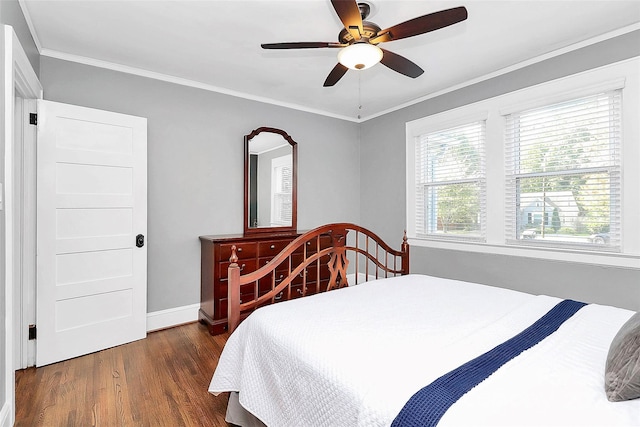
237, 247, 242, 252
270, 244, 275, 249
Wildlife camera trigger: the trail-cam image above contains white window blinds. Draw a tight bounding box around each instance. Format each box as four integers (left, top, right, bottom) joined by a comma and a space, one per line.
505, 90, 622, 250
415, 121, 486, 241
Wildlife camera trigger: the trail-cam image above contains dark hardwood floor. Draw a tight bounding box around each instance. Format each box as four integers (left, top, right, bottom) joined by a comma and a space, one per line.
15, 322, 231, 426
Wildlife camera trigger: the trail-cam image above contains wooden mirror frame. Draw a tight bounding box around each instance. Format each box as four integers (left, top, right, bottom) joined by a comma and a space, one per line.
243, 127, 298, 235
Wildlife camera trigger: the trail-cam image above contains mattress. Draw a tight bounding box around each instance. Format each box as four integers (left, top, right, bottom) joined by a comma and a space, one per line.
209, 274, 639, 426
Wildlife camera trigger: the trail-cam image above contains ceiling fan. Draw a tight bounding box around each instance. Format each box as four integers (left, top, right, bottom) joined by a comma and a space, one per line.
261, 0, 468, 87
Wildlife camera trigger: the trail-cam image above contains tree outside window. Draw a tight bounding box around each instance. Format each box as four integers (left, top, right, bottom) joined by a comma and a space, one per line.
416, 121, 485, 240
507, 90, 620, 247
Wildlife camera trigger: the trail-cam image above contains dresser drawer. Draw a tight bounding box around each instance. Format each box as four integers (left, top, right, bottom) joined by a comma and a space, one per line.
289, 264, 329, 285
258, 239, 293, 257
218, 242, 257, 261
218, 259, 257, 280
258, 255, 304, 270
258, 265, 291, 291
290, 283, 319, 299
258, 257, 272, 268
218, 281, 261, 301
296, 235, 332, 254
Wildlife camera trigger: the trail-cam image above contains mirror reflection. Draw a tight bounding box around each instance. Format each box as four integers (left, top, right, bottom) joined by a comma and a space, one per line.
248, 132, 293, 228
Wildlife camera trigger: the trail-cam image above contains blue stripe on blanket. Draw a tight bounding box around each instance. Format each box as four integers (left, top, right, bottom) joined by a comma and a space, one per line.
391, 299, 587, 427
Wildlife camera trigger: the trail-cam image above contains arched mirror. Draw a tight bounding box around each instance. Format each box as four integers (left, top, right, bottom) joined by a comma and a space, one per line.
244, 127, 297, 235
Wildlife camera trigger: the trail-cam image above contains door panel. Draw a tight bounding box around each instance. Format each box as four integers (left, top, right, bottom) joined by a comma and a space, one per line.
36, 100, 147, 366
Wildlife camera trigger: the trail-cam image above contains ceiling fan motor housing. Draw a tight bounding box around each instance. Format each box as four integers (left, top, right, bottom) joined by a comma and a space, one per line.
338, 21, 381, 44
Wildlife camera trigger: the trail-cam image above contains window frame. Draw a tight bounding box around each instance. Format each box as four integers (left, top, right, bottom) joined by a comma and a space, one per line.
504, 89, 622, 252
406, 58, 640, 268
412, 118, 487, 242
270, 153, 293, 226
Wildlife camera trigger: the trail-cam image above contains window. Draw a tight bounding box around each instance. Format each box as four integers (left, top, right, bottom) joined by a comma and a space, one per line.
414, 121, 486, 241
270, 154, 292, 226
406, 59, 638, 267
505, 90, 621, 250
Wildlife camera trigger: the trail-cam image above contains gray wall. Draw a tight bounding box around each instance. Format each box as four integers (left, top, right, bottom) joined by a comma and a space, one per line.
360, 30, 640, 311
40, 57, 361, 312
0, 0, 39, 75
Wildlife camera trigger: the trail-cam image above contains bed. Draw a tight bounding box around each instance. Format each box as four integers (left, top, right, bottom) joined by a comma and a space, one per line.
209, 223, 640, 426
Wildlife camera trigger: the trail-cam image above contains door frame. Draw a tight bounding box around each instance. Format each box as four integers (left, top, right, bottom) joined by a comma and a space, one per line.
13, 95, 37, 369
1, 25, 42, 427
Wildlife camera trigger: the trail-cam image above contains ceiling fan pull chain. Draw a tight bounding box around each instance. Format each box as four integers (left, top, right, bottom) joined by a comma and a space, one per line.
357, 72, 362, 119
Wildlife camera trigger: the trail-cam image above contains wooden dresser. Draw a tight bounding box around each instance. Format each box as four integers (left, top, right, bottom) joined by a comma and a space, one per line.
199, 232, 331, 335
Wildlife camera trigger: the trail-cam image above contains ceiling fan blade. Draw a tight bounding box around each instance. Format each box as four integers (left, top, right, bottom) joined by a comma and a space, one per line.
331, 0, 364, 41
371, 6, 468, 44
380, 49, 424, 78
323, 63, 349, 87
262, 42, 345, 49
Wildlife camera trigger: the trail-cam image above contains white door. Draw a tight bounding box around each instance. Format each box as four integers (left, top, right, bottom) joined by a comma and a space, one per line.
36, 100, 147, 366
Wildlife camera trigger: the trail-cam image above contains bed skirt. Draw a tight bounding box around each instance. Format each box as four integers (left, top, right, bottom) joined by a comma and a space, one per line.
226, 392, 267, 427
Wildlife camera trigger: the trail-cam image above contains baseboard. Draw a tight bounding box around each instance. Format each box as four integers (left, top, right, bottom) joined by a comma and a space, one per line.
0, 400, 11, 427
146, 303, 200, 332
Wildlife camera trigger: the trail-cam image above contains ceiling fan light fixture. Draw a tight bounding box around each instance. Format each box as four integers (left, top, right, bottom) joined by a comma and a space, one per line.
337, 43, 383, 70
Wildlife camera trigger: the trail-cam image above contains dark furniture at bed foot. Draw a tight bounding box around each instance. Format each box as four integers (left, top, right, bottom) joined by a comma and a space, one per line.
226, 223, 410, 333
199, 232, 332, 335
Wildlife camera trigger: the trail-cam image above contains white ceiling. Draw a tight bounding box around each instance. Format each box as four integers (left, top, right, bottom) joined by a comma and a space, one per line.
19, 1, 640, 121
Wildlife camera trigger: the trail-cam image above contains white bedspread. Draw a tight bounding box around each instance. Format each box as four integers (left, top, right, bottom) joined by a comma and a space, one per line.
209, 274, 640, 426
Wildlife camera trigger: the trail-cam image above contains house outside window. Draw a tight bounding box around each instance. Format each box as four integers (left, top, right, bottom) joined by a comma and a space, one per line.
505, 90, 621, 250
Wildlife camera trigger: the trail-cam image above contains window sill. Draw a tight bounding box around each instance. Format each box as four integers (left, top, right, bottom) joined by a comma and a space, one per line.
408, 237, 640, 269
